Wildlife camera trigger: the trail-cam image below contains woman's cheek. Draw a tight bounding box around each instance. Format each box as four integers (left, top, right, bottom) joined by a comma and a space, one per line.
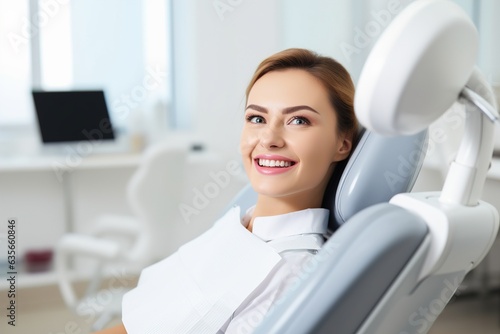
302, 141, 336, 170
240, 130, 258, 151
239, 140, 251, 157
240, 136, 256, 169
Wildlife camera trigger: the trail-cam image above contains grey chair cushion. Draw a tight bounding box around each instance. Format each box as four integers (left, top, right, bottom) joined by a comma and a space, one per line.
323, 129, 427, 233
253, 203, 429, 334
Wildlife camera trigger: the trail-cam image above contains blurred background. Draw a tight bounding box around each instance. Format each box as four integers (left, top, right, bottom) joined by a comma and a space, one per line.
0, 0, 499, 333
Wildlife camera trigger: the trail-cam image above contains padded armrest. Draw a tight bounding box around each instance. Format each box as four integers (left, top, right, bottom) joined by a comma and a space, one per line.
90, 215, 141, 238
57, 233, 121, 260
254, 203, 429, 334
55, 234, 122, 309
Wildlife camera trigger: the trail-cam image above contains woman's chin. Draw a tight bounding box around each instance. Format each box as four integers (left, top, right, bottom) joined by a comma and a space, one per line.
252, 184, 299, 200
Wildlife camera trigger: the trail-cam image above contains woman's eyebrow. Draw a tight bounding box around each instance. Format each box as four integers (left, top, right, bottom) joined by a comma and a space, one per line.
282, 105, 319, 114
245, 104, 267, 113
245, 104, 319, 114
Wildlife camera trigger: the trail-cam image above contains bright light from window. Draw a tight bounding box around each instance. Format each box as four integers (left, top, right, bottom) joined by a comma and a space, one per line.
0, 0, 33, 125
143, 0, 171, 103
39, 0, 73, 89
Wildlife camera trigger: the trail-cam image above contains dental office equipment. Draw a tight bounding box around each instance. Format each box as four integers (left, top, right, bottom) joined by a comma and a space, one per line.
253, 0, 499, 333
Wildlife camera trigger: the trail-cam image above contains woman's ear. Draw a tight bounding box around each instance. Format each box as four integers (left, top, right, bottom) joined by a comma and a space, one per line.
334, 136, 352, 162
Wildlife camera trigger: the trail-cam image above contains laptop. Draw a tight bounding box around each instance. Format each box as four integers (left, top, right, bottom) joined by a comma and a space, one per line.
32, 90, 116, 144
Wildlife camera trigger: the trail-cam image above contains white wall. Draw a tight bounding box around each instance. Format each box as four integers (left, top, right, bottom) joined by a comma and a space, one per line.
478, 0, 500, 85
281, 0, 354, 71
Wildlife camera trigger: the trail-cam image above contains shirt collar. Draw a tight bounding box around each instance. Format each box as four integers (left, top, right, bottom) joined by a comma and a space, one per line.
242, 206, 329, 242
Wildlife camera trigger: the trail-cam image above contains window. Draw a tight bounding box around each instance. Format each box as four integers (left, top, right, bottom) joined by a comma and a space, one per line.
0, 0, 173, 137
0, 0, 32, 125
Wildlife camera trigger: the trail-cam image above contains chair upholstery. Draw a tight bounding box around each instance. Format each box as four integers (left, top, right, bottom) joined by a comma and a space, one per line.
254, 204, 428, 334
325, 129, 427, 233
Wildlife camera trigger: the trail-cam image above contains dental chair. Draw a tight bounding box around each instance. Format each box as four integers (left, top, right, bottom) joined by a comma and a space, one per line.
245, 1, 498, 333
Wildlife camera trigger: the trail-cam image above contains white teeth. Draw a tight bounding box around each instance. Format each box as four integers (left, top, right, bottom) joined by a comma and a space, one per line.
258, 159, 292, 167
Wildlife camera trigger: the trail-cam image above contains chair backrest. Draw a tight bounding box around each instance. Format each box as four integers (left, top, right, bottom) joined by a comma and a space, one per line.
324, 128, 427, 233
127, 141, 189, 262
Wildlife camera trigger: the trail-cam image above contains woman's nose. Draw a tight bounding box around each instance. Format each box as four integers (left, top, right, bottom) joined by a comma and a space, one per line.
260, 125, 285, 149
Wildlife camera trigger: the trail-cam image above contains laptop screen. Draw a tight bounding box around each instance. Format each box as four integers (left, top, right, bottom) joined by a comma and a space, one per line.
32, 90, 115, 143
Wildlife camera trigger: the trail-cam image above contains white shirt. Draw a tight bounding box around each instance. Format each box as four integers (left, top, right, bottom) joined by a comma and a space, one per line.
122, 205, 328, 334
220, 206, 328, 333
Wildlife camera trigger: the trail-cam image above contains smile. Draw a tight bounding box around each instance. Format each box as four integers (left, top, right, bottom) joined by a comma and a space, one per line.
253, 156, 297, 175
257, 159, 295, 168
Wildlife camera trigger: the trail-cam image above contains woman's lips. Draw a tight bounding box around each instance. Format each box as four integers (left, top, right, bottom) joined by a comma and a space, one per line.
253, 155, 297, 175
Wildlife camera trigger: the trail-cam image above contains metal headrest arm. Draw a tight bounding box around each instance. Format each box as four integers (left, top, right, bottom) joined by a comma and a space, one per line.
440, 68, 499, 206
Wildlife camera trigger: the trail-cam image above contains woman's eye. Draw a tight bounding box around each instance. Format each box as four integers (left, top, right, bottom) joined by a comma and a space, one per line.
289, 117, 310, 125
246, 115, 265, 124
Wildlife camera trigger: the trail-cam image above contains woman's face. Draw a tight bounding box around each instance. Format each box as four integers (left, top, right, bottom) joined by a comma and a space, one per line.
240, 69, 351, 203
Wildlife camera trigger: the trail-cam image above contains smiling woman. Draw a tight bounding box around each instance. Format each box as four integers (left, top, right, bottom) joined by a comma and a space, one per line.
95, 48, 358, 334
241, 49, 358, 232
